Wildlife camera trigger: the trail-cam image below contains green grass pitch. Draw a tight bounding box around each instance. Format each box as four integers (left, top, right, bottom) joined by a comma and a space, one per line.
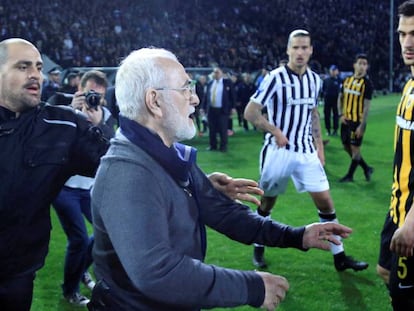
32, 93, 399, 310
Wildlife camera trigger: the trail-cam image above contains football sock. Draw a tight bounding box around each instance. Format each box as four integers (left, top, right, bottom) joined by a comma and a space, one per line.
346, 159, 359, 178
318, 211, 344, 255
359, 157, 369, 171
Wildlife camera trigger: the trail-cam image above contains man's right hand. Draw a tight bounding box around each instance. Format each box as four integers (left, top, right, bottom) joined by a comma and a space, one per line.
256, 271, 289, 310
273, 128, 289, 147
70, 91, 87, 111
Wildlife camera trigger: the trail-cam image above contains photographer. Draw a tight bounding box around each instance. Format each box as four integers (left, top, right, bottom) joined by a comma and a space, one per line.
52, 70, 116, 306
70, 70, 116, 137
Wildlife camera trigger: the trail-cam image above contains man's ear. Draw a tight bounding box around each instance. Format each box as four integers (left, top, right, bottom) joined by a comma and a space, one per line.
145, 88, 162, 117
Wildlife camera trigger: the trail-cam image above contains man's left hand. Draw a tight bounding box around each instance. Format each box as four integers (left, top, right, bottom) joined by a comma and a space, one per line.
302, 222, 352, 250
208, 172, 264, 206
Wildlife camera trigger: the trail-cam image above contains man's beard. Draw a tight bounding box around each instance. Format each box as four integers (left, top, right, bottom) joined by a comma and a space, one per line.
2, 88, 40, 112
165, 102, 196, 142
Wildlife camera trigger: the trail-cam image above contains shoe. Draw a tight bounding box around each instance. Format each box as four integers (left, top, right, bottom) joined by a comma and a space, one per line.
323, 139, 330, 146
227, 129, 234, 136
334, 255, 369, 272
339, 175, 353, 183
253, 246, 267, 268
206, 146, 217, 151
82, 272, 96, 290
364, 167, 374, 181
332, 130, 338, 136
64, 292, 90, 306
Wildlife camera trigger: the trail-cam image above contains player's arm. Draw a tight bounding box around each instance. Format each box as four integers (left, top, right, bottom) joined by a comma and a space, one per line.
337, 91, 346, 124
244, 101, 288, 147
311, 107, 325, 165
356, 98, 371, 138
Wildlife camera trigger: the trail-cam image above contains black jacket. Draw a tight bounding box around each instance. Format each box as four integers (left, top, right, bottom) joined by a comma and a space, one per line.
0, 103, 109, 279
203, 79, 236, 115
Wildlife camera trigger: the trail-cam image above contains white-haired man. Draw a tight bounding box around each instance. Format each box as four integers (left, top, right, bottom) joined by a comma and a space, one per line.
88, 46, 354, 311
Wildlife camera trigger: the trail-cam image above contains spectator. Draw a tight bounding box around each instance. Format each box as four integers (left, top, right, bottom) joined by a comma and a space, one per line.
52, 70, 116, 306
235, 72, 256, 131
194, 74, 208, 135
322, 64, 341, 136
0, 0, 395, 90
202, 67, 236, 152
41, 66, 61, 102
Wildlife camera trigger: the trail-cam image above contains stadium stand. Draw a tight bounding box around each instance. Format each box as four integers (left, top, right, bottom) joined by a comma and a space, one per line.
0, 0, 405, 91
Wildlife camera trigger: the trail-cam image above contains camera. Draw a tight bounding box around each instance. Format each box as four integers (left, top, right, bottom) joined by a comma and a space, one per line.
84, 90, 102, 110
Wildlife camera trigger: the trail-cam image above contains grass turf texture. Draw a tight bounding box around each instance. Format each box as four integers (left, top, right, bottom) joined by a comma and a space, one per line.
32, 93, 398, 310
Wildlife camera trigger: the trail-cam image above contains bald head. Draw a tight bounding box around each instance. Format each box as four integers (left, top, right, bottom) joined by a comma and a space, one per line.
0, 38, 37, 68
0, 38, 43, 114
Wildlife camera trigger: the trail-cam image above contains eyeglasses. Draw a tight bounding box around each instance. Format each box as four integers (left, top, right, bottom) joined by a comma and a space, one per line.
155, 80, 197, 99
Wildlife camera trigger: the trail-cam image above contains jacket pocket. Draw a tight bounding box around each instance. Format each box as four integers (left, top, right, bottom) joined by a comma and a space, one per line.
24, 143, 69, 167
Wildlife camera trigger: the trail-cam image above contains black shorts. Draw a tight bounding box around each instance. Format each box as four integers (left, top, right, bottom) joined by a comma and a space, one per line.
340, 121, 363, 147
378, 212, 396, 271
380, 213, 414, 300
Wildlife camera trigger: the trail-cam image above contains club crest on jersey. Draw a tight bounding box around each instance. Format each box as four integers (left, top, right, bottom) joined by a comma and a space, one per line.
287, 97, 315, 106
344, 88, 361, 96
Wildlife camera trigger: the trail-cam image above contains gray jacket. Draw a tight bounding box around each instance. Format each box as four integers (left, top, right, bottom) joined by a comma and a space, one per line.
91, 132, 305, 311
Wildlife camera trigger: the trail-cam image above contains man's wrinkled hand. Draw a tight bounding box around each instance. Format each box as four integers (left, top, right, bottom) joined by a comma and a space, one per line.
302, 222, 352, 250
208, 172, 263, 206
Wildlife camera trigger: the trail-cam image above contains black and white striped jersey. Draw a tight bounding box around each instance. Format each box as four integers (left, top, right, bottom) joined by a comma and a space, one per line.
250, 65, 322, 153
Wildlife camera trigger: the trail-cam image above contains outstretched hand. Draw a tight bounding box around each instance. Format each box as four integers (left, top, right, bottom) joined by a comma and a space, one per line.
207, 172, 264, 206
302, 222, 352, 250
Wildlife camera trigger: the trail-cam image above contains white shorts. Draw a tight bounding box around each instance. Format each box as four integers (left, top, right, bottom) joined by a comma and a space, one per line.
259, 144, 329, 196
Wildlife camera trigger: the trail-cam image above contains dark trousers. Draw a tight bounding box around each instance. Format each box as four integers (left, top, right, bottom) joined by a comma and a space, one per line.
53, 186, 94, 296
0, 273, 35, 311
236, 103, 249, 130
208, 108, 228, 150
324, 96, 339, 133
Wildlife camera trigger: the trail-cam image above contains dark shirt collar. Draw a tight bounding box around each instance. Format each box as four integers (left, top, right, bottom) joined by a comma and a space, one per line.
0, 106, 19, 121
119, 115, 197, 187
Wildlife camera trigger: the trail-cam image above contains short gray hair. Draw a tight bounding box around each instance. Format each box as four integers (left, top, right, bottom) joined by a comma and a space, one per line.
115, 47, 178, 121
287, 29, 311, 47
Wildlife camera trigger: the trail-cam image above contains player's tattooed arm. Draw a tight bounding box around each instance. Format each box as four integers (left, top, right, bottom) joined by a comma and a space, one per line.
244, 101, 289, 147
312, 107, 325, 165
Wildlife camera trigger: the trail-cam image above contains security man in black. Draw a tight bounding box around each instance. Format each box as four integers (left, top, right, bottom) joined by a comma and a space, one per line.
0, 38, 109, 311
322, 65, 341, 136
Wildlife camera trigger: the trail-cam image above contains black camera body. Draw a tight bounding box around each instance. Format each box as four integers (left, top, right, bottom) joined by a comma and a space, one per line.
84, 90, 102, 110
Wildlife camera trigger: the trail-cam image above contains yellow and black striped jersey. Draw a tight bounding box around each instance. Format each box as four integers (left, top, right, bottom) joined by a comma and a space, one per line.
341, 75, 374, 122
390, 78, 414, 227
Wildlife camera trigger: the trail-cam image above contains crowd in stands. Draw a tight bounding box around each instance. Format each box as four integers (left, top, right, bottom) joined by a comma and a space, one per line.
0, 0, 405, 91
